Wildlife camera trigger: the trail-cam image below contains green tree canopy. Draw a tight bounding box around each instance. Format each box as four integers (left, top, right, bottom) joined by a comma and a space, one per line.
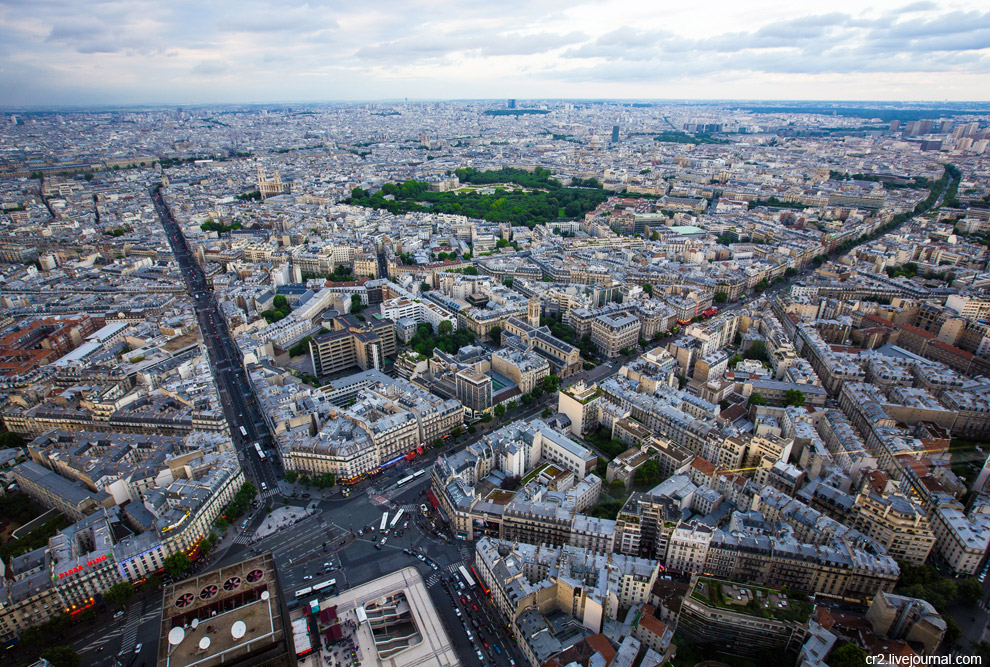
784, 389, 806, 407
489, 325, 503, 343
438, 320, 454, 336
103, 581, 135, 606
163, 552, 191, 578
748, 392, 767, 407
713, 291, 728, 303
827, 643, 867, 667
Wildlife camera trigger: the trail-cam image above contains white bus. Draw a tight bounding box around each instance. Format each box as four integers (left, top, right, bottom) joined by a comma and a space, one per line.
379, 512, 389, 534
389, 509, 404, 529
254, 443, 266, 461
311, 579, 336, 592
458, 565, 476, 589
295, 586, 313, 599
239, 425, 248, 437
396, 469, 426, 488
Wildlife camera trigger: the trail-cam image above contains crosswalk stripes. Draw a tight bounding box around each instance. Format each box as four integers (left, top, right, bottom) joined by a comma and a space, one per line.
120, 605, 141, 652
426, 573, 441, 587
445, 563, 460, 574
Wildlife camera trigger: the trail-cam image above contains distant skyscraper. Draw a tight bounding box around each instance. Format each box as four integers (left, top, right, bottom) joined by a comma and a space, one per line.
611, 125, 620, 143
507, 99, 516, 109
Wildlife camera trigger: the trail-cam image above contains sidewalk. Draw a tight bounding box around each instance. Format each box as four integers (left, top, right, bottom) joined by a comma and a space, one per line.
252, 505, 318, 540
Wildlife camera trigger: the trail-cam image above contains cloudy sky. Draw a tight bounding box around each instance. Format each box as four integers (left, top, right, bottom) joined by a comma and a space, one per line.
1, 0, 989, 106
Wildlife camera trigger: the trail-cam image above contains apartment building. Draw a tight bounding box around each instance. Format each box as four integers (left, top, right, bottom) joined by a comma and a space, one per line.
677, 577, 812, 657
556, 382, 601, 437
309, 314, 395, 377
849, 491, 935, 565
929, 500, 990, 575
591, 312, 641, 359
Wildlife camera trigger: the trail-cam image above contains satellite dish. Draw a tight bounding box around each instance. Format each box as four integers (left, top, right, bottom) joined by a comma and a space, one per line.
168, 627, 185, 646
261, 591, 270, 600
199, 637, 211, 651
191, 618, 200, 629
231, 621, 247, 640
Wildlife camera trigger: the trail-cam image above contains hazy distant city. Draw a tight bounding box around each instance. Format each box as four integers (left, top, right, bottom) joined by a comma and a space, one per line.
2, 4, 990, 667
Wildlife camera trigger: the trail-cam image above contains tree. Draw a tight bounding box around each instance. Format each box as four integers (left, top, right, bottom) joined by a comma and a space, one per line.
643, 283, 653, 296
507, 400, 518, 411
40, 647, 80, 667
784, 389, 806, 407
103, 581, 135, 606
494, 404, 506, 419
943, 615, 960, 649
713, 291, 728, 303
284, 470, 298, 484
450, 426, 463, 439
438, 320, 454, 336
433, 438, 444, 449
827, 643, 867, 667
608, 480, 626, 496
163, 552, 191, 578
20, 626, 44, 648
743, 340, 769, 364
273, 294, 288, 310
541, 408, 552, 418
503, 278, 514, 288
754, 278, 770, 292
785, 267, 798, 278
521, 393, 534, 406
541, 375, 561, 394
420, 282, 431, 292
634, 460, 661, 486
350, 294, 365, 313
748, 392, 767, 407
145, 574, 162, 591
489, 325, 503, 343
958, 577, 983, 605
467, 425, 477, 434
619, 347, 632, 356
0, 431, 26, 450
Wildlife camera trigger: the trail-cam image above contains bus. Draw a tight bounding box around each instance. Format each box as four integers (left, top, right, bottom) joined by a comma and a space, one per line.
295, 586, 313, 599
458, 565, 476, 589
311, 579, 336, 592
254, 443, 266, 461
396, 470, 426, 488
470, 565, 490, 596
379, 512, 389, 534
390, 509, 404, 529
239, 425, 248, 438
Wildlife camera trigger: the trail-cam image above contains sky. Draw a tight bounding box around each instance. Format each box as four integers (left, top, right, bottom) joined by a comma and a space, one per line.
1, 0, 989, 106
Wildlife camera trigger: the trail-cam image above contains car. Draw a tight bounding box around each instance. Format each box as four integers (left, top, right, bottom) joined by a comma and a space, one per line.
114, 610, 125, 619
476, 651, 484, 661
304, 575, 312, 580
455, 609, 462, 617
134, 644, 143, 654
375, 543, 382, 550
482, 641, 489, 649
494, 646, 501, 655
472, 603, 479, 612
460, 596, 467, 604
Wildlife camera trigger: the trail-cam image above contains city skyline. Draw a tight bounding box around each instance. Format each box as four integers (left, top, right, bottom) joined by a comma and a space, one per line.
1, 0, 990, 106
